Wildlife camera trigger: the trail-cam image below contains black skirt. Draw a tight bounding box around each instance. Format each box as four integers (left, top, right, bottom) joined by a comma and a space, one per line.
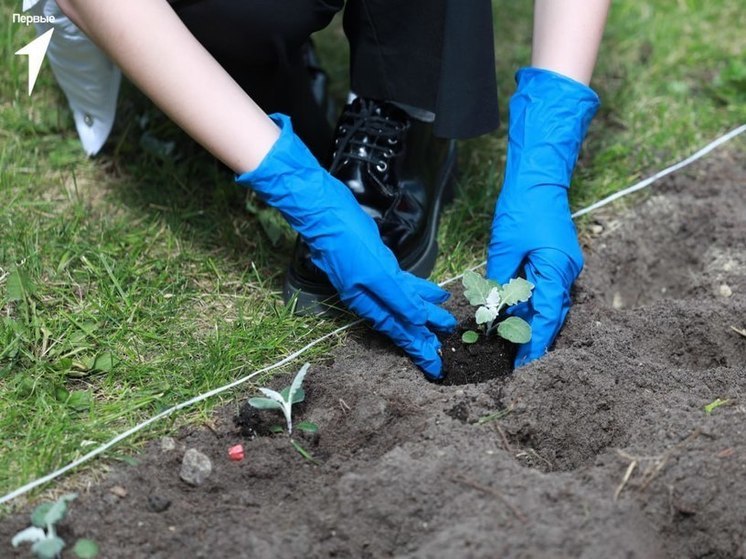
173, 0, 499, 154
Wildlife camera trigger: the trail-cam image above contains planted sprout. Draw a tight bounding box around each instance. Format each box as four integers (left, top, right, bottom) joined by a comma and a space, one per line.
460, 271, 534, 345
11, 493, 99, 559
248, 363, 317, 435
704, 398, 730, 414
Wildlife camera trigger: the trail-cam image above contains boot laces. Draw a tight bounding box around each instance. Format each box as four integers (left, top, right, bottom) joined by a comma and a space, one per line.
330, 99, 408, 174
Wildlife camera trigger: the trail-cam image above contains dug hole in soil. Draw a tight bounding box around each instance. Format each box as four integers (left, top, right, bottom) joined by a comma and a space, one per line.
2, 144, 745, 558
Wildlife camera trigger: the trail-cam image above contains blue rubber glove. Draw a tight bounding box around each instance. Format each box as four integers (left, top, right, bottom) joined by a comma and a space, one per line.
236, 114, 456, 379
487, 68, 599, 367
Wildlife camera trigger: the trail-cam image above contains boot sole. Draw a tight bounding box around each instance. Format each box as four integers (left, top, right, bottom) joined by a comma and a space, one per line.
284, 141, 458, 316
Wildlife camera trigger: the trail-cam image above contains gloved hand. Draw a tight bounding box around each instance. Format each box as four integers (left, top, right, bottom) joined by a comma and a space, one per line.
487, 67, 599, 367
237, 114, 456, 379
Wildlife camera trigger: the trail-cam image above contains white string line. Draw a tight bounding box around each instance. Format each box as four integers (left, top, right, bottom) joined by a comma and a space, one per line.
572, 124, 746, 218
438, 124, 746, 285
1, 123, 743, 507
0, 320, 361, 506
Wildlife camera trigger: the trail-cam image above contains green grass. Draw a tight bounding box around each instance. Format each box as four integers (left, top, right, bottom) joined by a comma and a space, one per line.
1, 0, 744, 507
432, 0, 746, 277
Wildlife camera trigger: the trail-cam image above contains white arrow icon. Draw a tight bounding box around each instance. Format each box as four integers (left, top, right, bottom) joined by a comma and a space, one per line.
15, 28, 54, 96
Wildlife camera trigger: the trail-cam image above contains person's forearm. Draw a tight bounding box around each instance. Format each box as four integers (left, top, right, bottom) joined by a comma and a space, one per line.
57, 0, 279, 173
532, 0, 611, 85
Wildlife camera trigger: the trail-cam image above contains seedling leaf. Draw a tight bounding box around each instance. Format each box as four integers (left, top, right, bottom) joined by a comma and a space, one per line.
500, 278, 534, 306
15, 494, 86, 559
12, 526, 46, 547
268, 424, 284, 433
461, 330, 479, 344
43, 493, 77, 525
291, 439, 318, 463
295, 421, 318, 434
485, 287, 502, 307
257, 388, 285, 405
288, 363, 310, 408
249, 363, 311, 435
248, 397, 283, 410
73, 538, 100, 558
475, 306, 498, 325
260, 387, 292, 433
462, 271, 493, 306
31, 503, 53, 527
280, 386, 305, 404
32, 536, 65, 559
497, 316, 532, 344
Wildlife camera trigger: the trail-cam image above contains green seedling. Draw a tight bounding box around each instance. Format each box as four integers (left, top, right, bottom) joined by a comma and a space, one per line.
290, 439, 319, 464
704, 398, 730, 414
248, 363, 319, 463
11, 493, 99, 559
460, 271, 534, 345
477, 408, 513, 425
248, 363, 317, 435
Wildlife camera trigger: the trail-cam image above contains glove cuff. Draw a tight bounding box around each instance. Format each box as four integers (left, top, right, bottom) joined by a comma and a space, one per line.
514, 67, 600, 135
234, 113, 315, 195
503, 67, 600, 194
234, 113, 356, 233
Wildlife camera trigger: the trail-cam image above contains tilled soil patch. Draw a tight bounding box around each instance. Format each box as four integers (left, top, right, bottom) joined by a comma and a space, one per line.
1, 143, 744, 558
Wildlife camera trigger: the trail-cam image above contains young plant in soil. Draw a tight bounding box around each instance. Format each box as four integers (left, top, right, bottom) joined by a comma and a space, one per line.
11, 493, 99, 559
438, 271, 535, 385
460, 271, 534, 345
248, 363, 319, 461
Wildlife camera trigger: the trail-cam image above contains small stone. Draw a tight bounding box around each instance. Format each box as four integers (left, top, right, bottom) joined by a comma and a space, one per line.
160, 437, 177, 452
590, 223, 604, 235
110, 485, 128, 498
719, 284, 733, 298
612, 292, 624, 309
147, 494, 171, 513
180, 448, 212, 486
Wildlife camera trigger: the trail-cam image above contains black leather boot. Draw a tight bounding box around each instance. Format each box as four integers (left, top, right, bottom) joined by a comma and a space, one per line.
283, 97, 457, 314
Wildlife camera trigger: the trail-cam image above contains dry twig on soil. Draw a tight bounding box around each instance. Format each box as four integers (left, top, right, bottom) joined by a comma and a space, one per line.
614, 428, 701, 498
491, 423, 513, 454
729, 325, 746, 339
449, 472, 528, 524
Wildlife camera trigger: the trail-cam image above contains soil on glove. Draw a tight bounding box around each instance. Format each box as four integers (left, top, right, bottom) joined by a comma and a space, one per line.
2, 143, 745, 558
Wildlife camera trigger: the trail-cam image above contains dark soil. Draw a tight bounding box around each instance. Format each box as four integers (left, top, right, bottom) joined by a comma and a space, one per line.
1, 142, 744, 558
439, 325, 515, 385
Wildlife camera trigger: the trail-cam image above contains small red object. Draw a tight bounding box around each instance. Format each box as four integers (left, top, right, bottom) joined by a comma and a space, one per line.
228, 444, 244, 461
